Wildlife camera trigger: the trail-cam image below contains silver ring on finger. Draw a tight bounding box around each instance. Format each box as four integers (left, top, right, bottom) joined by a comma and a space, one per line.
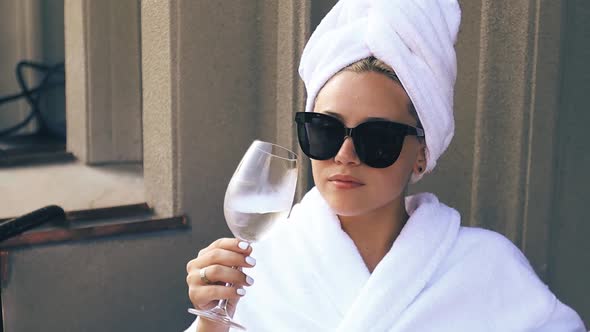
200, 267, 212, 285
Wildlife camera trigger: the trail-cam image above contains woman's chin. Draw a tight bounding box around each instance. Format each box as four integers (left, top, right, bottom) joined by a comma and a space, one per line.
326, 201, 369, 218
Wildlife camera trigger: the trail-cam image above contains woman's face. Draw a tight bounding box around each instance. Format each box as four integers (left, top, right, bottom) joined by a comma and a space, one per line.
311, 71, 425, 217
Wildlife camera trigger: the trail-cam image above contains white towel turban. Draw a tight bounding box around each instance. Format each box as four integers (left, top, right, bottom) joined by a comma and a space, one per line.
299, 0, 461, 182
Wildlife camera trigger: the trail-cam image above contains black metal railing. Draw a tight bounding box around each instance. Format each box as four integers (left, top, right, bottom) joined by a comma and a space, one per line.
0, 205, 65, 242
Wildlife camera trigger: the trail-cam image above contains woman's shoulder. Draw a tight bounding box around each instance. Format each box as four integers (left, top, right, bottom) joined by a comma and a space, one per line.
442, 226, 551, 292
443, 226, 586, 330
453, 226, 529, 264
433, 225, 544, 295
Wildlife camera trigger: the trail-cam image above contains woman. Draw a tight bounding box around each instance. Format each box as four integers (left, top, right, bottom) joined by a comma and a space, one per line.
185, 0, 586, 331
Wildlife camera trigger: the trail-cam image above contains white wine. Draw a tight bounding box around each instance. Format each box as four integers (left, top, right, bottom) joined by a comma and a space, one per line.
225, 209, 289, 242
224, 195, 291, 242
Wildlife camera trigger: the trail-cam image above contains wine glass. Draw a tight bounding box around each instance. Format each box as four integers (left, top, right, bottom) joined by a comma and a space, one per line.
188, 140, 298, 330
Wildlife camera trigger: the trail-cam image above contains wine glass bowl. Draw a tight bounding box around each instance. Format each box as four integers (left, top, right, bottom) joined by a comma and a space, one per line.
224, 142, 298, 242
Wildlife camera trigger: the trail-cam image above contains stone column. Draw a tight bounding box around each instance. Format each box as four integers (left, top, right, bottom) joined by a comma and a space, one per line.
65, 0, 142, 163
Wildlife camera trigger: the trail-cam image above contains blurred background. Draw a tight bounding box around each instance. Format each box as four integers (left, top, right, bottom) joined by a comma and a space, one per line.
0, 0, 588, 331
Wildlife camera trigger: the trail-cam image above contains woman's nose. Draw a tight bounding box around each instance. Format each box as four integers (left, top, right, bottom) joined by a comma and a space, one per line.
334, 137, 361, 166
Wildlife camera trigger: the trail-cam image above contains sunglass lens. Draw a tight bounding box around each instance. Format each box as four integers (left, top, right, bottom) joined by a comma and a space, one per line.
354, 122, 405, 168
296, 113, 343, 160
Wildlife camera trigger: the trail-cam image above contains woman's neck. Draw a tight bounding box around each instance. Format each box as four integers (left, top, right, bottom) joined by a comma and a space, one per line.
338, 196, 408, 273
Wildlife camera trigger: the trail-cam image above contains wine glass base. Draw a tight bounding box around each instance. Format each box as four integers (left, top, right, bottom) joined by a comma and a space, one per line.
188, 308, 247, 331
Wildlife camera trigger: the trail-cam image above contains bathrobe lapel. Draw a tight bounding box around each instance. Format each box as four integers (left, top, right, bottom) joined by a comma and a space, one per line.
338, 193, 460, 331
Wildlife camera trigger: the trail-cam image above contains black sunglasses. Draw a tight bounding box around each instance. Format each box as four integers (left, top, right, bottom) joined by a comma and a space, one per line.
295, 112, 424, 168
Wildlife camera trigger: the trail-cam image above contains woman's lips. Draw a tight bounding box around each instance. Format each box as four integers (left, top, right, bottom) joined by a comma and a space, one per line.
328, 174, 364, 189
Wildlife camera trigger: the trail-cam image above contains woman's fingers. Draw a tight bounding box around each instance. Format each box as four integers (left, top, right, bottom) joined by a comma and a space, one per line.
204, 248, 256, 268
188, 285, 246, 309
187, 238, 253, 273
189, 248, 256, 270
205, 238, 252, 255
186, 265, 254, 289
185, 238, 255, 314
189, 265, 254, 287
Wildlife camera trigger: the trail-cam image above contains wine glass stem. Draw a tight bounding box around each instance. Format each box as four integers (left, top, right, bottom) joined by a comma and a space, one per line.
214, 283, 232, 314
214, 264, 243, 314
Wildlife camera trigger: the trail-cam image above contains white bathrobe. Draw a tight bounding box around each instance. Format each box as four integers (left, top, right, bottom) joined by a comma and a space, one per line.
186, 188, 586, 331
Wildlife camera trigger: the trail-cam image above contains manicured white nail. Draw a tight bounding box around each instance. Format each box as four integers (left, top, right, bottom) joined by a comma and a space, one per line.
245, 256, 256, 266
237, 288, 246, 296
246, 275, 255, 286
238, 241, 249, 250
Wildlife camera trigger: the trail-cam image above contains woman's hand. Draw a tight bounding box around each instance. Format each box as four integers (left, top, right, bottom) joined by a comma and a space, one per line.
186, 238, 255, 328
